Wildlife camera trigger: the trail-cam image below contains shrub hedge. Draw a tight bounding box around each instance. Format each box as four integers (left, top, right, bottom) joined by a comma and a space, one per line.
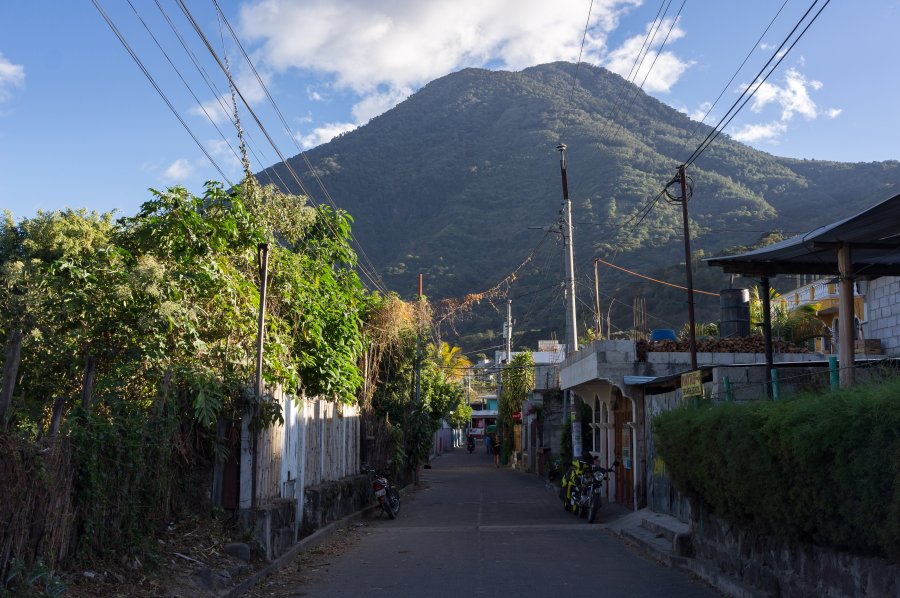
653, 376, 900, 559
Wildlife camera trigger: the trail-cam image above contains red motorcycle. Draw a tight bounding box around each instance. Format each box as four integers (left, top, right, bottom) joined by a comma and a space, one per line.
362, 464, 401, 519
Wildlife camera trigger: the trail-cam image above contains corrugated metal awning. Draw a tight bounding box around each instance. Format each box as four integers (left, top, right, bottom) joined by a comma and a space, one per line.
705, 192, 900, 277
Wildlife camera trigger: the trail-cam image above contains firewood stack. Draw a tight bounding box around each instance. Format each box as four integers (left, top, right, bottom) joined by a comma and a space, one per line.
636, 337, 809, 354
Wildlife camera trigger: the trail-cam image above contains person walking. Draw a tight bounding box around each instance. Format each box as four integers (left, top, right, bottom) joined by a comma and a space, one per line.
493, 435, 501, 467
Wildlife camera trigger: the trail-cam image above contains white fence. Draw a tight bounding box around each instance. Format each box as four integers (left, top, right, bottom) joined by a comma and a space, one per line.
240, 388, 360, 514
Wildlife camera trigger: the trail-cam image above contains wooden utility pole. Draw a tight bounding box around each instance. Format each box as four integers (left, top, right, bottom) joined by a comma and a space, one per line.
416, 273, 422, 405
678, 165, 698, 370
837, 244, 855, 387
761, 276, 774, 399
252, 242, 269, 509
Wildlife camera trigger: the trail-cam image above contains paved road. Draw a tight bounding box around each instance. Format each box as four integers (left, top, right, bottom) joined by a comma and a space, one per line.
251, 448, 720, 597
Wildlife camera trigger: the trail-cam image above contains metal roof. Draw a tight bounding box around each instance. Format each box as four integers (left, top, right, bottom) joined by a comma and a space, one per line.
705, 192, 900, 277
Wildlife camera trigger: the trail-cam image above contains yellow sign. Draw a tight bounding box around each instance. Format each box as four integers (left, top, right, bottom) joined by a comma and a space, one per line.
681, 370, 703, 398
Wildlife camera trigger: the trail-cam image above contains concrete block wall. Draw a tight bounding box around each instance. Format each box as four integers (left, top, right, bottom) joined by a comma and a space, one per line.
692, 510, 900, 597
865, 276, 900, 356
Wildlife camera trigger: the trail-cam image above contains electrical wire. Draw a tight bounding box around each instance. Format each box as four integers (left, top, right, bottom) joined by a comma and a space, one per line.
91, 0, 232, 185
684, 0, 831, 168
684, 0, 790, 143
174, 0, 390, 294
209, 1, 390, 295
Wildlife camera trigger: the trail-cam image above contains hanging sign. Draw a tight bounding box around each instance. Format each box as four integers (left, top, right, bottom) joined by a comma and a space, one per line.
681, 370, 703, 398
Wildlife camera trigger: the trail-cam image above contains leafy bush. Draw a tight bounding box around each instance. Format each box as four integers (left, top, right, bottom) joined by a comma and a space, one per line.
653, 377, 900, 558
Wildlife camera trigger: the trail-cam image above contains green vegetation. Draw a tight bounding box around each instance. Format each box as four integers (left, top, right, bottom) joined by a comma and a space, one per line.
0, 180, 367, 571
258, 61, 900, 345
653, 377, 900, 557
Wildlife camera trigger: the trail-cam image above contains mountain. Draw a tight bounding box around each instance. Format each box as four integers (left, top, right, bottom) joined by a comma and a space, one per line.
258, 62, 900, 349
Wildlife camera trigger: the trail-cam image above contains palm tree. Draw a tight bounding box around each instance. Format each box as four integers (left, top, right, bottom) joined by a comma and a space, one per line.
432, 341, 472, 382
749, 286, 827, 346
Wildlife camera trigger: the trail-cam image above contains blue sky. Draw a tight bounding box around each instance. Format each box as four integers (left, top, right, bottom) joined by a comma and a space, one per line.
1, 1, 898, 220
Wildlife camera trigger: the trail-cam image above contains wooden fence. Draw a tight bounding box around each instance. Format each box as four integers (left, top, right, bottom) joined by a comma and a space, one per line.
241, 388, 360, 510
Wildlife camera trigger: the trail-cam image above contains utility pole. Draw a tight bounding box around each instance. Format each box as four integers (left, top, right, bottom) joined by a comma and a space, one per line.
506, 300, 513, 363
557, 143, 582, 460
593, 258, 602, 338
252, 242, 269, 509
677, 165, 698, 370
416, 273, 422, 405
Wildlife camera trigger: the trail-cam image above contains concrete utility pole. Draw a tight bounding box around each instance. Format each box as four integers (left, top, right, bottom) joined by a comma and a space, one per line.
557, 143, 582, 460
506, 300, 513, 363
593, 258, 602, 338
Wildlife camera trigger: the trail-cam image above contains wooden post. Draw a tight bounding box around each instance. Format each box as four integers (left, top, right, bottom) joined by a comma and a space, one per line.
48, 396, 67, 438
837, 244, 855, 387
0, 329, 23, 427
761, 277, 774, 399
81, 355, 97, 410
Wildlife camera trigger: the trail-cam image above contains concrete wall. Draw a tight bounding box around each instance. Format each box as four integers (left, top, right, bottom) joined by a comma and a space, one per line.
692, 509, 900, 597
644, 387, 693, 523
864, 275, 900, 356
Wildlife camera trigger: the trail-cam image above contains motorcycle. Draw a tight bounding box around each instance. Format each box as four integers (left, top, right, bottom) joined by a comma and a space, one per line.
561, 457, 618, 523
466, 436, 475, 453
361, 464, 401, 519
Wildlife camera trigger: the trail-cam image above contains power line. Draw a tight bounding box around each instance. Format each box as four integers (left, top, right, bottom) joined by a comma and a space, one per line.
91, 0, 232, 185
174, 0, 390, 294
684, 0, 790, 144
560, 0, 596, 140
684, 0, 831, 168
209, 1, 390, 295
152, 0, 284, 190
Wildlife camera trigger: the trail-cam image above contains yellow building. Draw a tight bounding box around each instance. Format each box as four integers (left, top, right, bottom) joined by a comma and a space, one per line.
779, 277, 865, 354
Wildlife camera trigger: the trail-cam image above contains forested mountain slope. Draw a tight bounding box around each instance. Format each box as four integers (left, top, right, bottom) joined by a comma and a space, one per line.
258, 62, 900, 346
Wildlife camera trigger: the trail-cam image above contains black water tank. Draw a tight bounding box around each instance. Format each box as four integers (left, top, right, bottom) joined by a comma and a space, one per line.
720, 288, 751, 337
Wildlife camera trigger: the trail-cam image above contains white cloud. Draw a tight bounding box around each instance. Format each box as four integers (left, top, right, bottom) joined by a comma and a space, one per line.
603, 17, 693, 93
237, 0, 648, 136
241, 0, 641, 92
162, 159, 194, 181
0, 53, 25, 103
206, 139, 243, 170
307, 87, 324, 101
351, 86, 413, 123
749, 69, 821, 121
190, 67, 271, 125
678, 100, 712, 123
296, 122, 358, 149
731, 121, 787, 143
732, 67, 840, 145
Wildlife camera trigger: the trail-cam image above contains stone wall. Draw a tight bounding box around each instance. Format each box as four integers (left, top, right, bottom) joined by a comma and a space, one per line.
692, 509, 900, 597
864, 276, 900, 356
300, 474, 373, 539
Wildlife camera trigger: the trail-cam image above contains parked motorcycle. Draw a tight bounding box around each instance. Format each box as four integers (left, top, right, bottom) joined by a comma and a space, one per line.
560, 457, 618, 523
361, 464, 401, 519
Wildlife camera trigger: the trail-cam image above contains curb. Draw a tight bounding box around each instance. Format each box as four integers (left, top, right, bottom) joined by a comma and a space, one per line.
226, 479, 417, 597
225, 504, 373, 597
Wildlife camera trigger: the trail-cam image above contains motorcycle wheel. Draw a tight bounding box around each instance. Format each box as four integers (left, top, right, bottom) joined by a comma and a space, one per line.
588, 493, 600, 524
384, 487, 400, 519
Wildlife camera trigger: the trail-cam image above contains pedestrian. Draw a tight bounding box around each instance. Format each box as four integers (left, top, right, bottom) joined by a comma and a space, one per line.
485, 433, 491, 455
493, 435, 501, 467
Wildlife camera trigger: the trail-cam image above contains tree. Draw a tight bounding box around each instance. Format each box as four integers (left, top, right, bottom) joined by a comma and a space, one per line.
431, 341, 472, 382
498, 351, 534, 440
